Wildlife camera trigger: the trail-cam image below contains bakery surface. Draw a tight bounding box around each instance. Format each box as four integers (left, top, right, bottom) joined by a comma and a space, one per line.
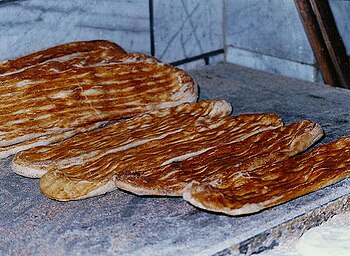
1, 63, 349, 255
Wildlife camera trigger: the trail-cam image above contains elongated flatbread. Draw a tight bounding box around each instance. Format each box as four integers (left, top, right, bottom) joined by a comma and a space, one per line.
115, 120, 323, 196
13, 100, 233, 177
0, 43, 197, 158
39, 111, 283, 201
183, 137, 350, 216
0, 40, 126, 75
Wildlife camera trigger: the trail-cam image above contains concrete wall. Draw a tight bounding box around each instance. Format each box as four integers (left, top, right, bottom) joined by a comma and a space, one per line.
0, 0, 224, 69
225, 0, 350, 83
0, 0, 349, 81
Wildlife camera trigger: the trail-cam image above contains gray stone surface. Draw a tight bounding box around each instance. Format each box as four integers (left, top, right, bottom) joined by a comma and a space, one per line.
1, 63, 350, 255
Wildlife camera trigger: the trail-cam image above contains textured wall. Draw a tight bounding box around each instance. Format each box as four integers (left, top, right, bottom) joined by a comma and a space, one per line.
225, 0, 350, 83
330, 0, 350, 54
153, 0, 223, 63
0, 0, 348, 80
0, 0, 224, 68
0, 0, 150, 57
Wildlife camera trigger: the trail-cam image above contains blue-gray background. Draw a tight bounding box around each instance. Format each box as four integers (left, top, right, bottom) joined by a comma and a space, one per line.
0, 0, 349, 82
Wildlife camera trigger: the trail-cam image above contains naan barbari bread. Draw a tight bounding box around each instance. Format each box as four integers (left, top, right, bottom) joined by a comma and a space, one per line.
0, 40, 126, 75
0, 41, 198, 158
183, 137, 350, 216
37, 103, 283, 201
13, 100, 232, 177
115, 120, 323, 196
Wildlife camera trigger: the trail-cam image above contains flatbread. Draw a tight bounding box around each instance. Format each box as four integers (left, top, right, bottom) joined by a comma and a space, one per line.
183, 137, 350, 216
38, 110, 283, 201
115, 120, 323, 196
0, 42, 198, 158
0, 40, 126, 75
13, 100, 232, 177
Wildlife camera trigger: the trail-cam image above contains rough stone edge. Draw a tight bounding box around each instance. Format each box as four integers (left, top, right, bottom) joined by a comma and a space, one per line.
212, 194, 350, 256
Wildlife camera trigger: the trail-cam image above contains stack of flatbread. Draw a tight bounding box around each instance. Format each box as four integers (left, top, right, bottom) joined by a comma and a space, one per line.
3, 41, 350, 216
0, 40, 197, 158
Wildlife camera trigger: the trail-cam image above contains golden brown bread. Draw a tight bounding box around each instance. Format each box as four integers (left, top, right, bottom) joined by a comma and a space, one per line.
114, 120, 323, 196
0, 40, 126, 75
13, 100, 232, 177
38, 110, 283, 201
0, 41, 198, 158
183, 136, 350, 216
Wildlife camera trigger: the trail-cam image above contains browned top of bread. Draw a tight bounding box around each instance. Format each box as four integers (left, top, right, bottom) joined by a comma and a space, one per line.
183, 136, 350, 216
13, 100, 232, 177
114, 120, 323, 196
0, 41, 198, 158
38, 110, 283, 201
0, 40, 126, 75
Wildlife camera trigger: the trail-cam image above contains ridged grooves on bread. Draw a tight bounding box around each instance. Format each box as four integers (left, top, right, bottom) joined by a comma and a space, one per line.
39, 112, 283, 200
183, 136, 350, 216
0, 49, 124, 78
114, 120, 324, 196
39, 172, 115, 201
2, 121, 109, 160
0, 58, 197, 133
53, 114, 283, 182
0, 40, 126, 75
13, 100, 231, 177
1, 45, 198, 158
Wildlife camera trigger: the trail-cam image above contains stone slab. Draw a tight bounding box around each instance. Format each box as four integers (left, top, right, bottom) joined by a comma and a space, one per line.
1, 63, 350, 255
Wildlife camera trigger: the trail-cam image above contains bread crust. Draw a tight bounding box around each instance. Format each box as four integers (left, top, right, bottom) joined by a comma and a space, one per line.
38, 110, 283, 201
0, 40, 126, 75
1, 41, 198, 158
183, 136, 350, 216
115, 120, 323, 196
13, 100, 232, 177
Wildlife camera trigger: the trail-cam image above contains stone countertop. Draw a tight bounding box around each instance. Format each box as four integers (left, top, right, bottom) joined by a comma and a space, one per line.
1, 63, 350, 255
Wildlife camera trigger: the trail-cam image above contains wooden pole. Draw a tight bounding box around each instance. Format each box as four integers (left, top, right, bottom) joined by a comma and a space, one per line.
294, 0, 339, 86
310, 0, 350, 89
